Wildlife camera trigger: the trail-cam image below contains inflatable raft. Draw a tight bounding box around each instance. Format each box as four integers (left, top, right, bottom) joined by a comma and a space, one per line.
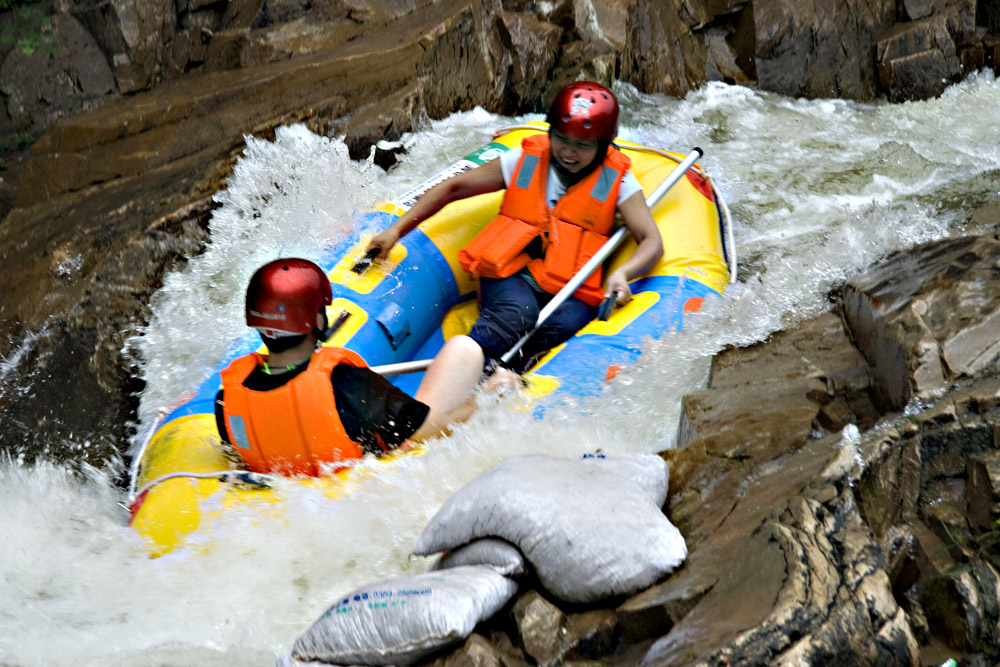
127, 121, 736, 555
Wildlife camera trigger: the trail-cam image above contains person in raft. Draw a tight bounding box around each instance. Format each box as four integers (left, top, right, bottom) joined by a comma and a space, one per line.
214, 257, 485, 477
366, 81, 663, 373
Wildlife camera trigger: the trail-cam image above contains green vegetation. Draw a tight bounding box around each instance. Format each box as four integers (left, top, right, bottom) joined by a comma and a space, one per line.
0, 130, 35, 170
0, 129, 33, 151
1, 0, 56, 56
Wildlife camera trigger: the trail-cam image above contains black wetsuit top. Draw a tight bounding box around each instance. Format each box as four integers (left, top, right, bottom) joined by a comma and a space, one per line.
214, 359, 430, 456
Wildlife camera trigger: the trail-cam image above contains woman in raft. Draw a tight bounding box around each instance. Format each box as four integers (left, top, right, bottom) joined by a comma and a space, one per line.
367, 81, 663, 373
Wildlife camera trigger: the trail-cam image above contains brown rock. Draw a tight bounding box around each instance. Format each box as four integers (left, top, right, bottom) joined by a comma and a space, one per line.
842, 236, 1000, 411
562, 610, 618, 660
427, 633, 503, 667
920, 421, 994, 482
511, 591, 564, 665
621, 0, 707, 97
498, 12, 562, 112
573, 0, 628, 51
704, 25, 753, 84
856, 431, 922, 539
753, 0, 895, 101
344, 85, 419, 161
680, 310, 882, 455
677, 377, 822, 459
921, 571, 983, 653
969, 201, 1000, 231
876, 15, 962, 101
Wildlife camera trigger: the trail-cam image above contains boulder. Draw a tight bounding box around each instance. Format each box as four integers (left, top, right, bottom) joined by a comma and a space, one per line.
753, 0, 895, 101
0, 13, 117, 132
876, 15, 962, 102
678, 311, 880, 456
842, 236, 1000, 411
497, 11, 562, 112
621, 0, 708, 97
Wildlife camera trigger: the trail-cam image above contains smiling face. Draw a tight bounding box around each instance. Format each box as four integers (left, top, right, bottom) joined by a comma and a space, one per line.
549, 130, 600, 174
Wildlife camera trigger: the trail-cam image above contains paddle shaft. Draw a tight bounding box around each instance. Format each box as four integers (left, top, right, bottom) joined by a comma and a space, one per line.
372, 147, 704, 376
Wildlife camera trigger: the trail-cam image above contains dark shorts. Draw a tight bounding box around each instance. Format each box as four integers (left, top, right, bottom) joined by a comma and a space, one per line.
468, 272, 596, 373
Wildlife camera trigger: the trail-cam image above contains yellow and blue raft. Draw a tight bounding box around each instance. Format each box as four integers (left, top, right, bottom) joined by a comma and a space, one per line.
127, 122, 736, 555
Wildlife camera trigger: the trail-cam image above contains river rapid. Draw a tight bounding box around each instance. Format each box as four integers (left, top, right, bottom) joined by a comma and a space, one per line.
2, 74, 999, 666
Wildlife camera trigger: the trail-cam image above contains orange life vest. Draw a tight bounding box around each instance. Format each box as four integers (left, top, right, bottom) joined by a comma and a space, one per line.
220, 346, 368, 476
457, 134, 631, 306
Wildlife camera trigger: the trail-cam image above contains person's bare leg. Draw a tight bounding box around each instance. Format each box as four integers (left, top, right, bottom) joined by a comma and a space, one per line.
411, 335, 485, 439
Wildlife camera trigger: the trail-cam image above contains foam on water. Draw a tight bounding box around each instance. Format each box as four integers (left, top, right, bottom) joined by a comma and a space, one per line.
3, 74, 1000, 665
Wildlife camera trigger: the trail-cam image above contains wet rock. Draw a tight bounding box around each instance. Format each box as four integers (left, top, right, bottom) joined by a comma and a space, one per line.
856, 431, 922, 540
621, 0, 707, 97
504, 592, 623, 665
343, 85, 418, 161
544, 40, 617, 103
876, 15, 963, 102
921, 570, 983, 653
497, 11, 562, 112
753, 0, 896, 101
704, 25, 753, 84
970, 200, 1000, 230
572, 0, 627, 51
967, 449, 1000, 530
842, 236, 1000, 411
678, 311, 880, 457
920, 424, 993, 488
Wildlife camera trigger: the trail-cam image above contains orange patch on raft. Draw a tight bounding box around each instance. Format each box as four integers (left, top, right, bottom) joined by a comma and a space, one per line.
605, 365, 621, 381
684, 297, 704, 313
685, 170, 715, 201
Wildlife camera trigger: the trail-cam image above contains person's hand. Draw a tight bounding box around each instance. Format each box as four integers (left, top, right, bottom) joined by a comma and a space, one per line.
366, 228, 400, 259
604, 268, 633, 306
480, 367, 521, 394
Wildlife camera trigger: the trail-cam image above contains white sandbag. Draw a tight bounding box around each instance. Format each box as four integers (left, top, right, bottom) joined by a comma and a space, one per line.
430, 538, 526, 577
579, 452, 669, 506
289, 565, 518, 666
414, 453, 686, 603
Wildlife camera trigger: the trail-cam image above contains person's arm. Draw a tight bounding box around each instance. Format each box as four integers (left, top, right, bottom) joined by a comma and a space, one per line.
331, 366, 430, 453
410, 335, 486, 440
366, 159, 506, 258
603, 190, 664, 305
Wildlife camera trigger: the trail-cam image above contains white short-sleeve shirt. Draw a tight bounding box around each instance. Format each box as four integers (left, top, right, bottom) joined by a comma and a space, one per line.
499, 148, 643, 210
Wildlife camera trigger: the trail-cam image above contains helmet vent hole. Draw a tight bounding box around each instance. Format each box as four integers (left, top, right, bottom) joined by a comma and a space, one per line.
562, 114, 570, 122
583, 120, 591, 128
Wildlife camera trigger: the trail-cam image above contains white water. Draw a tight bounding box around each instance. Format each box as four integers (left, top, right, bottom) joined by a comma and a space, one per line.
2, 73, 999, 666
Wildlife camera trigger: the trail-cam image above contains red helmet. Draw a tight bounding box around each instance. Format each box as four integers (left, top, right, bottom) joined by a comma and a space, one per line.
245, 258, 332, 336
546, 81, 619, 142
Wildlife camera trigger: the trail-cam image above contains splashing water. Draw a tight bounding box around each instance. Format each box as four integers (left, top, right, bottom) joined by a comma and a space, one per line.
3, 74, 1000, 665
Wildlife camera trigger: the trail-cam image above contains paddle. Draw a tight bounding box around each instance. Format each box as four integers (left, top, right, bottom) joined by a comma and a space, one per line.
372, 147, 705, 377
